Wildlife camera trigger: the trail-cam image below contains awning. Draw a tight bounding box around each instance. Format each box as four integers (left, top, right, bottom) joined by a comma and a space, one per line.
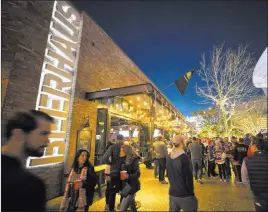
85, 83, 185, 120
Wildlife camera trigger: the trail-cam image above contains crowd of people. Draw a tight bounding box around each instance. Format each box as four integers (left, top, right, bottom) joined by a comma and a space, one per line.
2, 110, 268, 212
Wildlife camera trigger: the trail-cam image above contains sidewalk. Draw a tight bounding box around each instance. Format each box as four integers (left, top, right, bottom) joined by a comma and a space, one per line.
48, 164, 254, 211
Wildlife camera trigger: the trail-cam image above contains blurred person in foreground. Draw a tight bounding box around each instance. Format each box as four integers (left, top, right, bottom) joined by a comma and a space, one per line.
2, 110, 54, 212
242, 138, 268, 212
60, 149, 97, 212
167, 135, 198, 212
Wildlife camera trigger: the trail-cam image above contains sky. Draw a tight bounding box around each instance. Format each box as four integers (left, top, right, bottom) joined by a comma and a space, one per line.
72, 0, 267, 117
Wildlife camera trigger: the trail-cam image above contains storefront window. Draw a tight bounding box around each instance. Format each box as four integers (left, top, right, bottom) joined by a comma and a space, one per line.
95, 108, 108, 166
140, 123, 150, 160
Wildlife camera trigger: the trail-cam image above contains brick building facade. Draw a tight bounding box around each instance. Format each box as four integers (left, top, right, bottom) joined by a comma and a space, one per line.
2, 1, 186, 200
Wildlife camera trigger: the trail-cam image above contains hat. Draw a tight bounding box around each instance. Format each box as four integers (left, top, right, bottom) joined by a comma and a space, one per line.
117, 134, 124, 140
173, 135, 185, 144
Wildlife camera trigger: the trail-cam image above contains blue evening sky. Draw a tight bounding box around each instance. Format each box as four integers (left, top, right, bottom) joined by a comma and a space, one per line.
72, 1, 267, 117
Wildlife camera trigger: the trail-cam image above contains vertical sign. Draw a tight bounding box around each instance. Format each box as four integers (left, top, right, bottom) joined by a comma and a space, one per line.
28, 1, 81, 166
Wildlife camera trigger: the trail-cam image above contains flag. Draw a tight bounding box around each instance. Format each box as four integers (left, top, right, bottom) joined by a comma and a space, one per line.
174, 69, 196, 96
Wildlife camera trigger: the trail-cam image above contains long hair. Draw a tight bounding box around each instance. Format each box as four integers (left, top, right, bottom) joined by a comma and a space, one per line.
121, 144, 139, 161
72, 149, 91, 173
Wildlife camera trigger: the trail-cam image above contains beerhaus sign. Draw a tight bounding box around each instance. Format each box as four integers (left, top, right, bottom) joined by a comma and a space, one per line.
28, 1, 81, 166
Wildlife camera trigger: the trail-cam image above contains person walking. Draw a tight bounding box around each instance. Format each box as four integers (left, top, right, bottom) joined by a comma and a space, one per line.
152, 136, 168, 184
60, 149, 97, 212
103, 134, 125, 212
119, 144, 141, 212
2, 110, 54, 212
188, 137, 203, 184
233, 138, 248, 183
242, 138, 268, 212
167, 135, 198, 212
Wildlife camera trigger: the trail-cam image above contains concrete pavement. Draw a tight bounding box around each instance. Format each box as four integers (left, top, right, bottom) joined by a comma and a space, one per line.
48, 164, 255, 211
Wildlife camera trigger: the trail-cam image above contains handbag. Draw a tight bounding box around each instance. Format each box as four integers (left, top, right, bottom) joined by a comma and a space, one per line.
121, 183, 132, 197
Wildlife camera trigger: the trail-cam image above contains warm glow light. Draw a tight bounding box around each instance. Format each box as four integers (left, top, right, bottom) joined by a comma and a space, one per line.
138, 105, 140, 108
144, 102, 148, 106
28, 0, 81, 167
129, 100, 133, 103
137, 97, 140, 101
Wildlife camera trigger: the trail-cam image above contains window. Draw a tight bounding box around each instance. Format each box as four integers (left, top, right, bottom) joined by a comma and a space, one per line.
94, 108, 108, 166
50, 80, 57, 89
47, 96, 53, 109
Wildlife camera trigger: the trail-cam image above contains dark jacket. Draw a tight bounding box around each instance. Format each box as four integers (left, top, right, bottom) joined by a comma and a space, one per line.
122, 156, 141, 194
234, 143, 249, 164
2, 155, 46, 211
82, 163, 97, 206
244, 151, 268, 199
103, 142, 124, 177
166, 150, 195, 198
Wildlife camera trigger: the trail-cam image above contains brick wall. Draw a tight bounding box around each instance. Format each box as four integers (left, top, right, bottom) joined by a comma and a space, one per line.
1, 0, 53, 128
66, 12, 153, 171
1, 1, 64, 200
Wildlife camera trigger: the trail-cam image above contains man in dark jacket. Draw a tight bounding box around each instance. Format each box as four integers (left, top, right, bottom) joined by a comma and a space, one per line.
167, 135, 198, 212
233, 138, 248, 182
103, 134, 125, 212
2, 110, 54, 212
242, 138, 268, 212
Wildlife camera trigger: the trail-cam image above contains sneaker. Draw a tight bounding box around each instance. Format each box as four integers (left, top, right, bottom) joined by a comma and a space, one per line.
104, 204, 109, 211
223, 179, 227, 183
161, 180, 168, 184
220, 179, 223, 182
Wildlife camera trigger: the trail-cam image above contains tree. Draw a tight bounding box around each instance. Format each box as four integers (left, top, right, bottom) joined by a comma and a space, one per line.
231, 97, 267, 135
196, 44, 258, 136
192, 107, 221, 138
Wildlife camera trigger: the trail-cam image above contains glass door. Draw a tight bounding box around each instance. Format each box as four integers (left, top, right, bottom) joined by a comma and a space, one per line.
94, 108, 108, 166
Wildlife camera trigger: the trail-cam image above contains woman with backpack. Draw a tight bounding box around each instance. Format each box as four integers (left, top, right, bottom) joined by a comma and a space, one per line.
60, 149, 97, 212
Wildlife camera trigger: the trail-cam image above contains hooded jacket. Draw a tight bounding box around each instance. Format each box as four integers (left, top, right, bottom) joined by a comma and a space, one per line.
166, 149, 195, 198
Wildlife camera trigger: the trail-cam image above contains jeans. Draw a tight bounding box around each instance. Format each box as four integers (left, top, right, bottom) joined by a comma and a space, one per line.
107, 177, 121, 210
234, 164, 242, 182
218, 164, 226, 180
119, 194, 137, 212
192, 160, 202, 180
169, 195, 198, 212
225, 158, 232, 176
157, 158, 166, 182
154, 159, 159, 178
207, 161, 217, 177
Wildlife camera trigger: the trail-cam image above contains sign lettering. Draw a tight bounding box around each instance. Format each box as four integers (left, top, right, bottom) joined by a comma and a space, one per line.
28, 1, 81, 167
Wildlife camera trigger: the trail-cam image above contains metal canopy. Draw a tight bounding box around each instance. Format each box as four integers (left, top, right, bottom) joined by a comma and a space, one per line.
85, 83, 154, 100
85, 83, 185, 120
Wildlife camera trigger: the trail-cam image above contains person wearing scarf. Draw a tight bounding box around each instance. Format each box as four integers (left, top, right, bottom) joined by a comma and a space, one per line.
60, 149, 97, 212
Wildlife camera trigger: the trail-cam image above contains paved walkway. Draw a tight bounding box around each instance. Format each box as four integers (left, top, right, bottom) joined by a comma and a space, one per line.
48, 164, 255, 211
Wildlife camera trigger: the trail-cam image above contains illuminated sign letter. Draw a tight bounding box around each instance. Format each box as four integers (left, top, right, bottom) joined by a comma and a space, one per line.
28, 1, 81, 167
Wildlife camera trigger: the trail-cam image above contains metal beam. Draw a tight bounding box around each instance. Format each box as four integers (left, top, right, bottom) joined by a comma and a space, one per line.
85, 83, 154, 100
